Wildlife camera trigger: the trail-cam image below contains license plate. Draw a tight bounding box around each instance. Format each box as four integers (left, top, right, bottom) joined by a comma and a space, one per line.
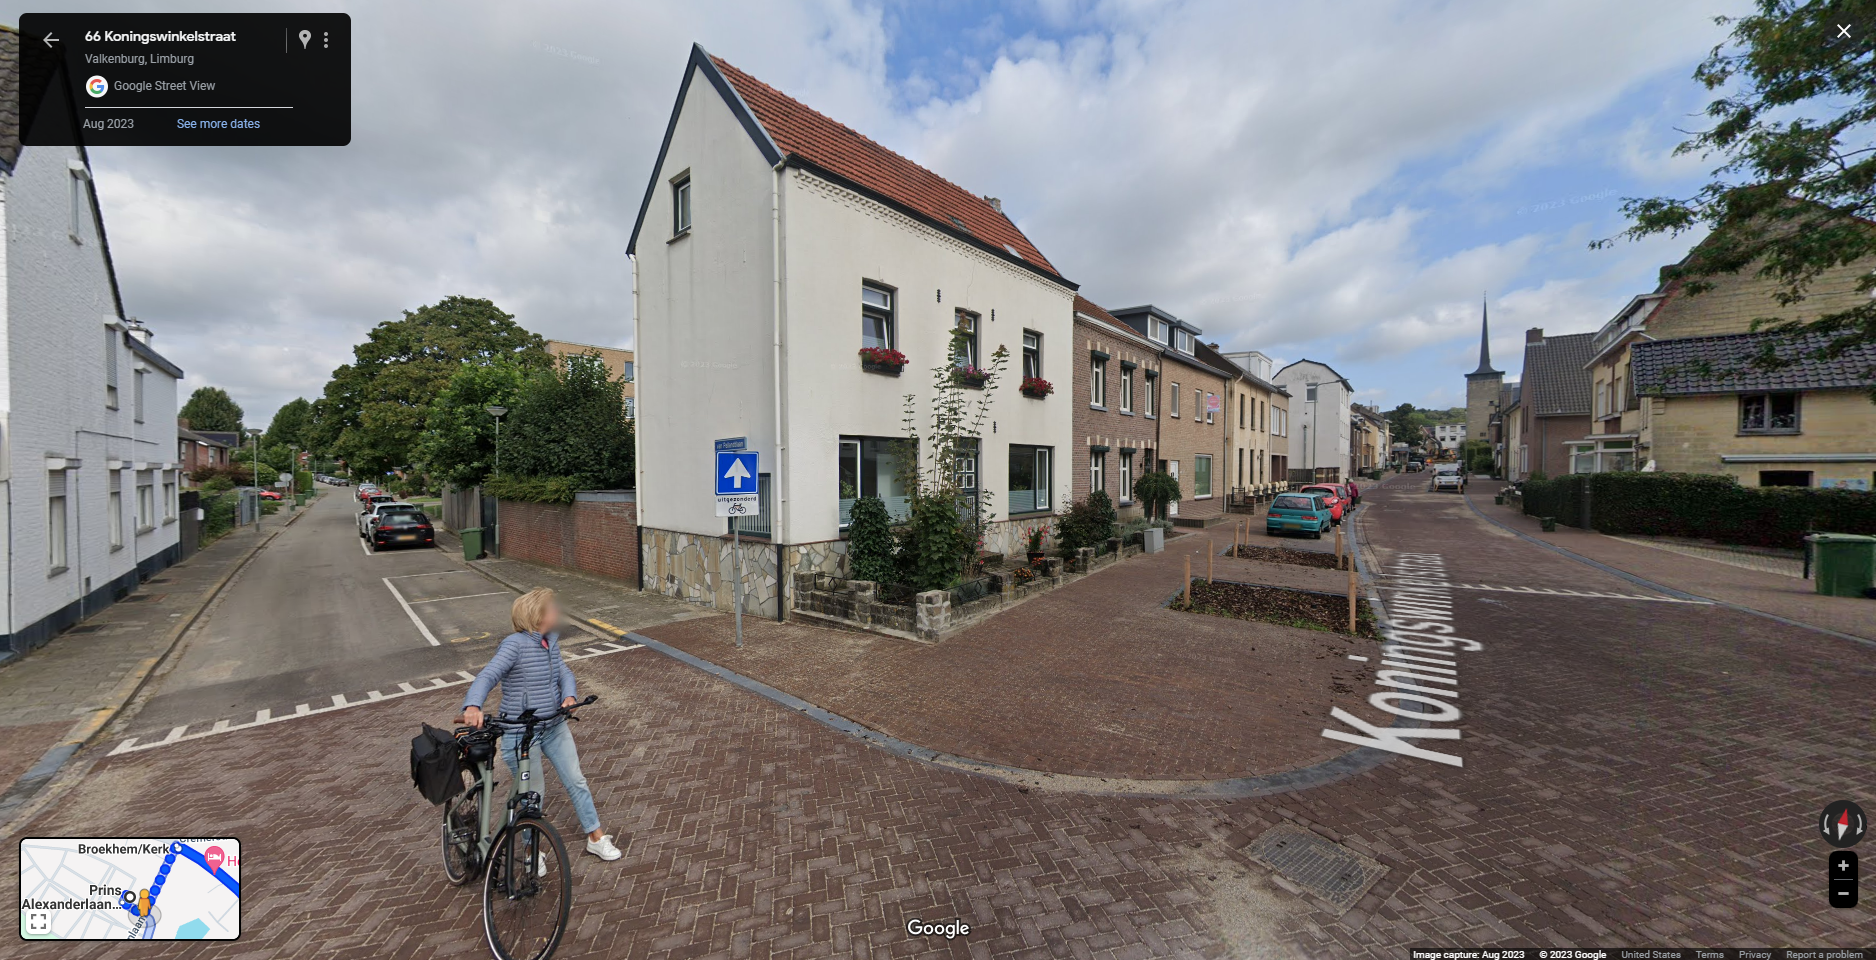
395, 534, 416, 541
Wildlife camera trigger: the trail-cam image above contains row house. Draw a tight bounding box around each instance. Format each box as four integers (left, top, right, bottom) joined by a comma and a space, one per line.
1505, 328, 1593, 479
1350, 404, 1390, 475
631, 46, 1075, 615
1069, 297, 1159, 520
1272, 360, 1354, 481
177, 421, 231, 483
1, 30, 186, 659
1219, 350, 1291, 495
1106, 306, 1236, 523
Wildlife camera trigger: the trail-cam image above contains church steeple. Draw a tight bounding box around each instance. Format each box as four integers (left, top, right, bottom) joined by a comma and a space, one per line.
1466, 294, 1501, 379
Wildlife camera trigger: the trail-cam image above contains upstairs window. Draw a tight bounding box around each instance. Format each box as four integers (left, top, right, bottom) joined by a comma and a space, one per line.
1169, 381, 1181, 417
1022, 331, 1041, 379
862, 284, 894, 350
1739, 392, 1799, 434
671, 174, 692, 235
622, 360, 634, 382
1143, 373, 1156, 416
953, 310, 979, 368
1147, 318, 1167, 344
1175, 329, 1194, 353
104, 328, 119, 409
1119, 367, 1133, 413
1090, 357, 1106, 407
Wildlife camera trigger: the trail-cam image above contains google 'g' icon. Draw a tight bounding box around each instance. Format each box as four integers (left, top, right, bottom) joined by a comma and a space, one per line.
85, 75, 108, 98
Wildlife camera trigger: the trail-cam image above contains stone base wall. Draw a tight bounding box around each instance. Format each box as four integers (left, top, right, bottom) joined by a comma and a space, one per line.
641, 527, 782, 618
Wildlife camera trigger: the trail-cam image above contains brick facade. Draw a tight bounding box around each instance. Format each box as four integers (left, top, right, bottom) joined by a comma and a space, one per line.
1070, 302, 1160, 518
497, 496, 639, 584
1154, 351, 1230, 520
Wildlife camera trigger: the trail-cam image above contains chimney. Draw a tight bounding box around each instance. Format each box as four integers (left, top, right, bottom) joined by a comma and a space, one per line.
984, 196, 1002, 214
1526, 327, 1544, 344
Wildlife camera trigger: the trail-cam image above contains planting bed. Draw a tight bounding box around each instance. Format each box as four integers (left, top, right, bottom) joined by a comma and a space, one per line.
1229, 544, 1343, 570
1178, 579, 1378, 638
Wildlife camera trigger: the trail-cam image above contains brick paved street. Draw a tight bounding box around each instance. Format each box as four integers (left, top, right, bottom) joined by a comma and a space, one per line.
7, 473, 1872, 957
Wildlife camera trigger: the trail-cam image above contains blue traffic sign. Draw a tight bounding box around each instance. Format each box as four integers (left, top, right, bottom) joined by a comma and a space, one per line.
715, 451, 759, 496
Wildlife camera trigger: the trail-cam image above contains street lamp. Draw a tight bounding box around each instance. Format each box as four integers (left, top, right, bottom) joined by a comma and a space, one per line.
486, 406, 507, 477
246, 428, 263, 523
1303, 382, 1320, 478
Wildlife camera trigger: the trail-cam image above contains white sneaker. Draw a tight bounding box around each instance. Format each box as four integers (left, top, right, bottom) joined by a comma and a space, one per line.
585, 835, 622, 861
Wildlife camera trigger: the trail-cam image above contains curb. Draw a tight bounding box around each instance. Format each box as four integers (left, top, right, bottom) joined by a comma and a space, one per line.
0, 499, 315, 830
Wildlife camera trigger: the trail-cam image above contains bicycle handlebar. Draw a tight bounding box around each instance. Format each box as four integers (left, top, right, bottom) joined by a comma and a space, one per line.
488, 694, 598, 729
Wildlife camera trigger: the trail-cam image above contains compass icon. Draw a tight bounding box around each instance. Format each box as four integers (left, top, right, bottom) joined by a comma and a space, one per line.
1819, 800, 1866, 849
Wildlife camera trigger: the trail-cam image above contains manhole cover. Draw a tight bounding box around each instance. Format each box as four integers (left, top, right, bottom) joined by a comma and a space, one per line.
1243, 824, 1386, 912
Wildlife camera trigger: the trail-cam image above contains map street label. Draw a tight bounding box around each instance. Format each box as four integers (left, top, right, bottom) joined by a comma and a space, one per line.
19, 837, 240, 940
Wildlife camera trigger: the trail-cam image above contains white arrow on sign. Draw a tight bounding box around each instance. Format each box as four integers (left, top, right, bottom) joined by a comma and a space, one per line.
723, 457, 752, 489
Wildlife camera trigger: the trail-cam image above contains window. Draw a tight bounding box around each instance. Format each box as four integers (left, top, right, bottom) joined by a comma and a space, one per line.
862, 283, 894, 350
954, 439, 979, 493
1739, 392, 1799, 434
1143, 373, 1156, 416
137, 473, 155, 531
838, 436, 913, 527
1119, 366, 1133, 412
1175, 330, 1194, 353
1306, 383, 1318, 402
108, 487, 123, 549
48, 472, 68, 572
1090, 450, 1106, 495
671, 175, 692, 235
729, 473, 773, 539
1203, 390, 1212, 424
1089, 357, 1106, 407
104, 329, 119, 409
1170, 382, 1181, 417
133, 369, 146, 423
1237, 449, 1244, 487
1759, 470, 1812, 488
1119, 452, 1133, 503
622, 360, 634, 382
1238, 394, 1245, 428
1022, 331, 1041, 379
163, 474, 177, 521
1148, 318, 1167, 343
1009, 445, 1052, 513
954, 310, 979, 368
1259, 400, 1266, 432
1194, 454, 1213, 498
623, 397, 636, 420
69, 164, 87, 242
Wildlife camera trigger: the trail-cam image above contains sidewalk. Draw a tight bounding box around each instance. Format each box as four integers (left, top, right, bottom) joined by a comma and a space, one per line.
1471, 485, 1875, 642
0, 506, 304, 823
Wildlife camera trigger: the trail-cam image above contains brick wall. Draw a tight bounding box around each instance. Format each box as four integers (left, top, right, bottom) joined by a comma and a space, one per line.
1157, 355, 1229, 519
1652, 390, 1876, 485
497, 496, 638, 584
1070, 317, 1159, 516
1650, 256, 1876, 340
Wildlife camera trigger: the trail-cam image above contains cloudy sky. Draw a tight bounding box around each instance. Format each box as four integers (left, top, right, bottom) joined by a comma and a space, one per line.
7, 0, 1739, 428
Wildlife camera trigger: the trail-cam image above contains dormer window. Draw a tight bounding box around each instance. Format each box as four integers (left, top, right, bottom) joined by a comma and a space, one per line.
1174, 329, 1194, 353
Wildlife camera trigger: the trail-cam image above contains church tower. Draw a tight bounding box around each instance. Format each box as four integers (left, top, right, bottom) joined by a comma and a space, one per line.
1463, 296, 1503, 445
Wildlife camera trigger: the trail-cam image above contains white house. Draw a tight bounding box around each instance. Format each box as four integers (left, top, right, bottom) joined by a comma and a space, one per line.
1, 29, 186, 661
629, 45, 1077, 616
1271, 359, 1353, 481
1432, 422, 1466, 452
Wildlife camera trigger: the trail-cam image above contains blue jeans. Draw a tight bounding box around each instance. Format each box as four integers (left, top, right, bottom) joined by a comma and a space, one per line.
501, 721, 601, 836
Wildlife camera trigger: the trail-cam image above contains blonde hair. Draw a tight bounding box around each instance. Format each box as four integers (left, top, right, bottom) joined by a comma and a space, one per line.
511, 588, 557, 634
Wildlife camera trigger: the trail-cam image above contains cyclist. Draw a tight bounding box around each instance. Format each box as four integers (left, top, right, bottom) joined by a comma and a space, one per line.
459, 587, 623, 862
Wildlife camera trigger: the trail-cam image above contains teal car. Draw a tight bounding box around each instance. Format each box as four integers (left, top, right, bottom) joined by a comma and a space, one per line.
1266, 492, 1332, 539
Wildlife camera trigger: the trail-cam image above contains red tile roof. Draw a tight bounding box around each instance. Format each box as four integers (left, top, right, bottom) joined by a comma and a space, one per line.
710, 55, 1065, 282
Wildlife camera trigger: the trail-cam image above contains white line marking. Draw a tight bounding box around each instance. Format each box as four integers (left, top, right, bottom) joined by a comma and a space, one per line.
407, 591, 509, 604
386, 571, 471, 580
1347, 655, 1368, 662
384, 577, 441, 646
103, 642, 647, 757
359, 537, 372, 557
1372, 578, 1712, 604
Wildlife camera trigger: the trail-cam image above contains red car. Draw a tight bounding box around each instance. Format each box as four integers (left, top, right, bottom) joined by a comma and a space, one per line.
257, 489, 284, 501
1298, 484, 1346, 523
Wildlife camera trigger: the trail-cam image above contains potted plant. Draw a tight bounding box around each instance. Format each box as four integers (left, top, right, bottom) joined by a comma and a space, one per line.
859, 346, 908, 375
950, 364, 989, 389
1019, 376, 1053, 399
1025, 526, 1047, 565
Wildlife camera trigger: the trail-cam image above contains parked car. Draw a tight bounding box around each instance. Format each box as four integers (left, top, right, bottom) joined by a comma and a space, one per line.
1266, 493, 1333, 539
1431, 464, 1466, 493
356, 483, 380, 502
257, 489, 285, 501
1297, 484, 1346, 524
1406, 461, 1425, 473
369, 511, 435, 550
359, 501, 424, 538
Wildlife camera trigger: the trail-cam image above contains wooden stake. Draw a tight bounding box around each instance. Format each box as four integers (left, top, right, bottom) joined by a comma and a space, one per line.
1208, 541, 1215, 583
1347, 562, 1358, 634
1334, 524, 1343, 568
1184, 556, 1192, 606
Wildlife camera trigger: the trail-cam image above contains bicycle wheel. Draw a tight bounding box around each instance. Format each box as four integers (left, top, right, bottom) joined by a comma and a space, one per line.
482, 818, 571, 960
442, 781, 482, 885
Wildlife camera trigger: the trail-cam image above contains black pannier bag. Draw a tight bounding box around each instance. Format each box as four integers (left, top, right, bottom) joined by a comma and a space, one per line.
410, 723, 465, 805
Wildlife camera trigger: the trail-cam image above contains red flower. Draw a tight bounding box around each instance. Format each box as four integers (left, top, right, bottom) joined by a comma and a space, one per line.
1020, 376, 1054, 397
859, 347, 908, 367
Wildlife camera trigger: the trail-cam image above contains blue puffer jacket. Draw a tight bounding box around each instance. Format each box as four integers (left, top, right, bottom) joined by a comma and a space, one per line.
462, 631, 578, 727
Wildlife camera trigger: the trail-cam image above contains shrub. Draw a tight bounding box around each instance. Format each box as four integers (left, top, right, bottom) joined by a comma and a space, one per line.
1522, 471, 1876, 549
1133, 470, 1182, 521
200, 491, 237, 543
202, 475, 236, 494
1055, 490, 1118, 558
899, 494, 967, 591
294, 471, 315, 494
846, 496, 896, 583
483, 474, 577, 504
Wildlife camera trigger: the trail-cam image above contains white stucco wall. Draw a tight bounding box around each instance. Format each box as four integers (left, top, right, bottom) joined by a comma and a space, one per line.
634, 65, 786, 538
1274, 362, 1352, 474
778, 170, 1075, 545
3, 142, 180, 636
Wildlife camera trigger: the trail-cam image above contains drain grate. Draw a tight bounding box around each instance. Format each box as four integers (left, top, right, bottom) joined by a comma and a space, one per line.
1243, 824, 1387, 912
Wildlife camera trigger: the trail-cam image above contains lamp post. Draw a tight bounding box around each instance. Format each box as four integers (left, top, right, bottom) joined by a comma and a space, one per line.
1303, 382, 1320, 479
485, 405, 507, 477
246, 428, 263, 525
289, 444, 300, 499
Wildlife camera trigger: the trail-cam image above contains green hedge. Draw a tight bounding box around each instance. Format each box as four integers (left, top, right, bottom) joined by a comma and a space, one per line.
1522, 472, 1876, 548
483, 474, 577, 504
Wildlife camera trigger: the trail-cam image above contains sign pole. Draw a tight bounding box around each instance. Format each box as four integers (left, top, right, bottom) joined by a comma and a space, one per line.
733, 526, 743, 649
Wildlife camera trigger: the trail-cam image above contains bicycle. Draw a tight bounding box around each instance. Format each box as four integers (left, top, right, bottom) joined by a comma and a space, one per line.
441, 694, 598, 960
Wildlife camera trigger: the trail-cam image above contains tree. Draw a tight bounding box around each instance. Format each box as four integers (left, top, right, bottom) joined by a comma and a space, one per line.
180, 386, 243, 433
414, 360, 537, 488
309, 296, 548, 479
893, 329, 1010, 591
500, 352, 634, 489
1599, 1, 1876, 400
265, 397, 313, 449
1383, 403, 1421, 446
1133, 470, 1182, 521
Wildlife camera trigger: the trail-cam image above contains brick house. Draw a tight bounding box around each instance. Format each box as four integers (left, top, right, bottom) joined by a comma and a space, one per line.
1070, 296, 1161, 520
1107, 306, 1232, 524
545, 339, 635, 421
177, 421, 230, 482
1509, 328, 1593, 479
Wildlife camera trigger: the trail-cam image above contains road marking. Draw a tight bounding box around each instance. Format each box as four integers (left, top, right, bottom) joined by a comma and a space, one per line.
1347, 655, 1368, 662
1369, 577, 1712, 604
383, 577, 440, 646
104, 639, 643, 757
384, 571, 468, 580
358, 538, 371, 557
406, 591, 508, 604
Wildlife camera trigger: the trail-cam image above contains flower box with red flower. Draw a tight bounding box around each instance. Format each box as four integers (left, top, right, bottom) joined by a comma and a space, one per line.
859, 347, 907, 376
950, 365, 990, 389
1019, 376, 1054, 399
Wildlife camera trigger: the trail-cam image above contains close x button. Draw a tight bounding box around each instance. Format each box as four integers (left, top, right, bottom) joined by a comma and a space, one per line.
1830, 851, 1858, 908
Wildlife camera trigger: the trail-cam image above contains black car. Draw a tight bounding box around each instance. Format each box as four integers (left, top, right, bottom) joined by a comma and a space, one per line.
371, 512, 435, 550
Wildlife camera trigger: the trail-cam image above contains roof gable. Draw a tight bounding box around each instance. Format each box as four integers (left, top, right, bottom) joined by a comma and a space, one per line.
1519, 332, 1594, 416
